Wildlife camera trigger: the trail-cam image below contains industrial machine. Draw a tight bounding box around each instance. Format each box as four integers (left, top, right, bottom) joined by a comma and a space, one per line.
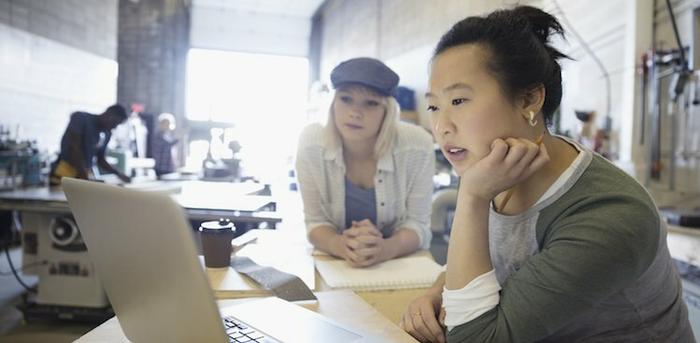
19, 211, 111, 321
0, 133, 44, 190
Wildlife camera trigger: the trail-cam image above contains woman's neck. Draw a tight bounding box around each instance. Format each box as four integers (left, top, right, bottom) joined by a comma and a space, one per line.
342, 137, 378, 189
494, 135, 578, 215
342, 137, 376, 162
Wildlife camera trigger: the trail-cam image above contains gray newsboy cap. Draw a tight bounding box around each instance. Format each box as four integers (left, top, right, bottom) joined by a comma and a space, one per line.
330, 57, 399, 96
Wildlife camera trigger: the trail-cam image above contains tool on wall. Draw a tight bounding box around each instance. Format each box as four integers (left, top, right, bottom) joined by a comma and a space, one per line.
680, 76, 693, 161
689, 76, 700, 162
641, 0, 695, 189
639, 52, 650, 145
646, 49, 687, 183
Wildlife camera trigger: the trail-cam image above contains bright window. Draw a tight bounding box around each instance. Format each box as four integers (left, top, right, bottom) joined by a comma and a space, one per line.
185, 49, 309, 183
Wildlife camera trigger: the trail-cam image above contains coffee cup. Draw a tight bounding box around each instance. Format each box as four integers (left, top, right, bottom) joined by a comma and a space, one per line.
199, 218, 236, 268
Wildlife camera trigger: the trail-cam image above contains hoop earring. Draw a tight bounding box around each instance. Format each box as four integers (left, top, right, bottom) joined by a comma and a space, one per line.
528, 111, 538, 127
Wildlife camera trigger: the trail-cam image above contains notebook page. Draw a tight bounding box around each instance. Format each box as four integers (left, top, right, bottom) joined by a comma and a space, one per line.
316, 255, 443, 291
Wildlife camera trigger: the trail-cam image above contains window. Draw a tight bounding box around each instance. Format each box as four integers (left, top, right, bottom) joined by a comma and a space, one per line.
185, 49, 309, 183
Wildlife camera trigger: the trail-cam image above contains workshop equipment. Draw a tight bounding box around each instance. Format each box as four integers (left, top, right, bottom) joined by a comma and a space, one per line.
1, 179, 279, 322
21, 212, 109, 304
661, 207, 700, 228
15, 210, 112, 322
640, 52, 650, 145
641, 0, 695, 186
0, 137, 43, 189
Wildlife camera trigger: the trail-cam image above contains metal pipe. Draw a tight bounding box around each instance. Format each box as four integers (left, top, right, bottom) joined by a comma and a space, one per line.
665, 0, 689, 70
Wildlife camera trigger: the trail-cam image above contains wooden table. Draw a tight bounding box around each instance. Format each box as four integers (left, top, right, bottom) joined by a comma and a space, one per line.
667, 223, 700, 267
313, 251, 434, 324
75, 227, 422, 342
207, 229, 433, 324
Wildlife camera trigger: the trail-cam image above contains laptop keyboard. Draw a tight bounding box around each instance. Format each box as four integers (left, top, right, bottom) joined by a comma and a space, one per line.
223, 316, 279, 343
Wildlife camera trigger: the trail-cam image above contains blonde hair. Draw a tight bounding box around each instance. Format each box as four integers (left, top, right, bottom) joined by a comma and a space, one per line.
323, 85, 400, 159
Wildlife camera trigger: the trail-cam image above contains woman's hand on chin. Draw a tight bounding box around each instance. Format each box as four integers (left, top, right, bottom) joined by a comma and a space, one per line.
459, 137, 549, 201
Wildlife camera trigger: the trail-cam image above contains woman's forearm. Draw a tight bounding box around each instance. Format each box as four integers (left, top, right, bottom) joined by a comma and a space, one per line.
384, 228, 421, 260
308, 225, 345, 258
445, 192, 492, 290
430, 271, 446, 293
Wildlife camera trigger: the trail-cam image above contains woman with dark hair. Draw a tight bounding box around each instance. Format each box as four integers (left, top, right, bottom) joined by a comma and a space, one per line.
400, 6, 692, 342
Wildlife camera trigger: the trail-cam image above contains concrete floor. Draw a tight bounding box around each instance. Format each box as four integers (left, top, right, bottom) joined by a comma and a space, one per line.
0, 246, 98, 342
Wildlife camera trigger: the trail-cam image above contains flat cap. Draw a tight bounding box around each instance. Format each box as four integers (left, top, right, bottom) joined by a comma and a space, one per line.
330, 57, 399, 96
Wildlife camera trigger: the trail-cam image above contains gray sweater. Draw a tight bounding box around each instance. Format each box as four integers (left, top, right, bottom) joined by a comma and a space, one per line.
448, 150, 694, 342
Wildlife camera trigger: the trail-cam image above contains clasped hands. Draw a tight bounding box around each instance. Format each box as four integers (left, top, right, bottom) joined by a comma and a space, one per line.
338, 219, 388, 268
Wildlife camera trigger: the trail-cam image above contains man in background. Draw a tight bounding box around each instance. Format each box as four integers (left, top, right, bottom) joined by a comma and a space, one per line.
49, 104, 131, 186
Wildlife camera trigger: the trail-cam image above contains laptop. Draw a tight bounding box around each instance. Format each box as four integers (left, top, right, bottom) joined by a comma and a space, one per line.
62, 177, 371, 343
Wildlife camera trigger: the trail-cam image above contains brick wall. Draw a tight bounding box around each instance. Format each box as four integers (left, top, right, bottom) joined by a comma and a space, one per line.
117, 0, 189, 122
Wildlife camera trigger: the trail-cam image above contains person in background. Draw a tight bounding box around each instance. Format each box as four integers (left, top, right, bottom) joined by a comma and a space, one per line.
296, 57, 435, 268
152, 112, 179, 177
49, 104, 131, 186
130, 103, 149, 158
399, 6, 692, 343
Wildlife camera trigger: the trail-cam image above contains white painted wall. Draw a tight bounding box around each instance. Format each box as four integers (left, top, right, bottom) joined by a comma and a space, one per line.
0, 22, 118, 153
537, 0, 636, 177
190, 6, 312, 57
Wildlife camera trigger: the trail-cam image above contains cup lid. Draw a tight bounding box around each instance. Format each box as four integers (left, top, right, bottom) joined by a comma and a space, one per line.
199, 218, 235, 232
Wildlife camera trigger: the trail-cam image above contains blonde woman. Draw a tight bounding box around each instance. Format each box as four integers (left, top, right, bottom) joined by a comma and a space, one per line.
296, 57, 434, 268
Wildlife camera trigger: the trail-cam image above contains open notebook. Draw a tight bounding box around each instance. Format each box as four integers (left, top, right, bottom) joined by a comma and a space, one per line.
316, 254, 444, 291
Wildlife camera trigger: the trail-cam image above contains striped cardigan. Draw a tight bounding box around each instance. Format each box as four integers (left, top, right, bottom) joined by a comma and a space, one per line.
295, 122, 435, 249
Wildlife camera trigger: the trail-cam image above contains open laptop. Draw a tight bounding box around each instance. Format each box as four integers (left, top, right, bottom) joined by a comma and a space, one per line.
62, 177, 370, 343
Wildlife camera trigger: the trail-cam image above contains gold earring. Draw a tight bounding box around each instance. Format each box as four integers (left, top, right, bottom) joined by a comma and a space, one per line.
528, 111, 538, 127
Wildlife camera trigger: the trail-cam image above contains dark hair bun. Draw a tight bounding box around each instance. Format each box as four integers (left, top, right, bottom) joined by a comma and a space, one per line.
513, 7, 562, 44
510, 6, 567, 60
